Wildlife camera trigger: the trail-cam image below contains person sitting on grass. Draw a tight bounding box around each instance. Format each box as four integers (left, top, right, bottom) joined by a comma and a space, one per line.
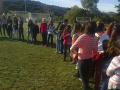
62, 25, 72, 62
106, 39, 120, 90
47, 21, 55, 48
11, 17, 18, 40
33, 21, 39, 45
53, 21, 62, 53
27, 19, 34, 44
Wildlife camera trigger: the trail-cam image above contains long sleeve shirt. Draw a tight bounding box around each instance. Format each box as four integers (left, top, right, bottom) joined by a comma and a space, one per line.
106, 56, 120, 89
39, 23, 47, 33
70, 34, 98, 60
18, 20, 23, 29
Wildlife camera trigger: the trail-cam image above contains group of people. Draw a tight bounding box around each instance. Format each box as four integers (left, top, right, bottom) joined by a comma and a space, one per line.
53, 19, 120, 90
0, 15, 120, 90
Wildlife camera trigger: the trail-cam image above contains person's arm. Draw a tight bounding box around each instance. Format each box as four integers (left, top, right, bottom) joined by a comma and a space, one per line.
72, 34, 77, 44
70, 36, 83, 56
93, 38, 98, 53
63, 32, 69, 40
106, 57, 119, 76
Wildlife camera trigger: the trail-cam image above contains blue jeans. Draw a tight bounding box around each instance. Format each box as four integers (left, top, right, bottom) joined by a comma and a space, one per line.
100, 58, 113, 90
27, 30, 33, 42
12, 30, 18, 40
47, 34, 53, 46
56, 37, 59, 52
58, 39, 63, 53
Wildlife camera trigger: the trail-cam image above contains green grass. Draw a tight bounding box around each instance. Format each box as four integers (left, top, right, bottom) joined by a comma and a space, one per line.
0, 23, 109, 90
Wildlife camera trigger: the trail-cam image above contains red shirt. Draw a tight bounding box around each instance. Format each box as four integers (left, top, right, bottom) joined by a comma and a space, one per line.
63, 32, 72, 45
40, 23, 47, 33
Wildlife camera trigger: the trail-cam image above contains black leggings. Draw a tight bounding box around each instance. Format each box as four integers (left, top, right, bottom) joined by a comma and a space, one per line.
64, 44, 71, 60
78, 58, 93, 90
42, 32, 47, 45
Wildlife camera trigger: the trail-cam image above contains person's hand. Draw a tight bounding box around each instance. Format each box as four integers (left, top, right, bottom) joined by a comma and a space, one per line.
73, 54, 77, 58
99, 51, 104, 54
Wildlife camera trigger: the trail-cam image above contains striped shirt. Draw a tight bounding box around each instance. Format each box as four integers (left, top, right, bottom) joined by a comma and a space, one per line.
106, 56, 120, 89
70, 34, 98, 60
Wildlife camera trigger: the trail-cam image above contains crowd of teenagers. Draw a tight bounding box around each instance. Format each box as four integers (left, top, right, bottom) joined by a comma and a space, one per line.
0, 15, 120, 90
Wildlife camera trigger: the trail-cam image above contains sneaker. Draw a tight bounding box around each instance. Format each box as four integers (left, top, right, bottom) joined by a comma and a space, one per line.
79, 78, 82, 81
71, 61, 76, 64
72, 74, 80, 78
1, 35, 3, 37
4, 36, 6, 37
55, 51, 58, 53
50, 46, 52, 48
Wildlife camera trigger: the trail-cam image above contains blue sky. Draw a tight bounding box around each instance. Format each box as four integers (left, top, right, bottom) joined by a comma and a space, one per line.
36, 0, 119, 12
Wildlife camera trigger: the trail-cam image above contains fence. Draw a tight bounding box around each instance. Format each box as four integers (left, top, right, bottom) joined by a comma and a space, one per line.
6, 11, 51, 23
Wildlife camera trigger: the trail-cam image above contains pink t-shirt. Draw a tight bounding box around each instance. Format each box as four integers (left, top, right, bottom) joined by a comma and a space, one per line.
70, 34, 98, 60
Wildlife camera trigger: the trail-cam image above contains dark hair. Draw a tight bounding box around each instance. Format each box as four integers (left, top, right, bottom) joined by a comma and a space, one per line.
64, 25, 71, 33
84, 21, 97, 34
7, 16, 11, 21
105, 25, 120, 57
96, 23, 105, 32
28, 19, 33, 24
72, 23, 82, 37
64, 19, 68, 23
13, 17, 18, 22
49, 21, 53, 26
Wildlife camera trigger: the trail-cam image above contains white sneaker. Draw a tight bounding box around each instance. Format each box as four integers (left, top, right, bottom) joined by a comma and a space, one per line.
4, 36, 6, 37
79, 78, 81, 81
1, 35, 3, 37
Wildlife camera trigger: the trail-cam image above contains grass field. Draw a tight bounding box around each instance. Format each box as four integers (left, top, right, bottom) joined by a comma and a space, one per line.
0, 23, 109, 90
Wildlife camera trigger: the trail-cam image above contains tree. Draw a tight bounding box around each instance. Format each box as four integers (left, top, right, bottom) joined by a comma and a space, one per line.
64, 5, 86, 21
81, 0, 99, 13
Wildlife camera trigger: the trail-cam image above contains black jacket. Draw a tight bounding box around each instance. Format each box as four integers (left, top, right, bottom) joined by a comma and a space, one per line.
33, 24, 39, 34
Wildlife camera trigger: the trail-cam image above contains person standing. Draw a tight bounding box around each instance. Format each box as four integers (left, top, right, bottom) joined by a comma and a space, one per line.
7, 16, 12, 38
53, 21, 62, 53
47, 21, 55, 48
106, 39, 120, 90
70, 21, 98, 90
33, 21, 39, 45
58, 19, 69, 54
11, 17, 18, 40
107, 22, 114, 37
39, 18, 47, 46
1, 15, 7, 37
27, 19, 34, 43
88, 23, 109, 90
18, 17, 24, 41
62, 25, 72, 61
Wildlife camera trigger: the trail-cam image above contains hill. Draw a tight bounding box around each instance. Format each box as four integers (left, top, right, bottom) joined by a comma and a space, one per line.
0, 0, 70, 16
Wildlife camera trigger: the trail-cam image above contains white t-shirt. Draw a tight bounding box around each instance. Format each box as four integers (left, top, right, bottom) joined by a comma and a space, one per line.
48, 25, 55, 35
95, 33, 109, 52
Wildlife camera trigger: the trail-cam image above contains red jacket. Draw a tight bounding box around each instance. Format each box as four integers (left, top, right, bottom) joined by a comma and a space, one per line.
39, 23, 47, 33
107, 26, 112, 37
63, 32, 72, 45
